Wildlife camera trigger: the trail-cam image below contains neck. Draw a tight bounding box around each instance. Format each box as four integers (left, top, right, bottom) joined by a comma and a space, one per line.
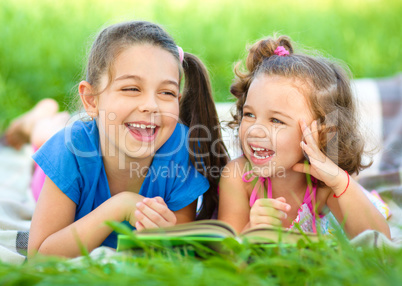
269, 169, 308, 199
101, 142, 153, 196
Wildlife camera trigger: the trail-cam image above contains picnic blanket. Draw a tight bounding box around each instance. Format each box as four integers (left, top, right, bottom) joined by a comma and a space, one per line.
0, 145, 35, 264
1, 75, 402, 264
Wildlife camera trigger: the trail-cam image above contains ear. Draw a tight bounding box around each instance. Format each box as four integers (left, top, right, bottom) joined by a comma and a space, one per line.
79, 81, 98, 118
178, 93, 182, 102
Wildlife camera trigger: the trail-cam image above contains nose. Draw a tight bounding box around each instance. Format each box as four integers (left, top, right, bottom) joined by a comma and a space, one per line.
247, 123, 270, 138
138, 93, 159, 113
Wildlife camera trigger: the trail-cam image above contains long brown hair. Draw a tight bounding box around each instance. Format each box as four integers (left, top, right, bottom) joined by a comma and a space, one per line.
180, 53, 229, 219
230, 35, 370, 175
80, 20, 228, 219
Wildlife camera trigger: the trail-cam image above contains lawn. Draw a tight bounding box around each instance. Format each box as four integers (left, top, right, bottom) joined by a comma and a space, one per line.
0, 0, 401, 130
1, 0, 402, 284
1, 236, 402, 285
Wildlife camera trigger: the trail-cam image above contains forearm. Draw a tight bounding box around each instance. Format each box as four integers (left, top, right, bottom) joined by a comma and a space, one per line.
30, 192, 144, 258
330, 178, 390, 239
37, 203, 121, 257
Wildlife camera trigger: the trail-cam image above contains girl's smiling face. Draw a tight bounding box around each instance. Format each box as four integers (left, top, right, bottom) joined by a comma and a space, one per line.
85, 44, 181, 161
239, 75, 314, 177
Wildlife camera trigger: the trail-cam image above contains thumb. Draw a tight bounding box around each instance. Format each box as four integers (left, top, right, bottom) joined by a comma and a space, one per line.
276, 197, 287, 203
292, 162, 310, 174
154, 196, 167, 206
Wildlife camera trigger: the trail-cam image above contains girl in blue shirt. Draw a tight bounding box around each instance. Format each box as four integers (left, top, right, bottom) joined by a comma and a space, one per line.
28, 21, 228, 258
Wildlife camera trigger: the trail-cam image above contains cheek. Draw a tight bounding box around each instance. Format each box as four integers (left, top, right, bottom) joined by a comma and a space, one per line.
275, 129, 301, 150
238, 122, 247, 145
160, 102, 180, 126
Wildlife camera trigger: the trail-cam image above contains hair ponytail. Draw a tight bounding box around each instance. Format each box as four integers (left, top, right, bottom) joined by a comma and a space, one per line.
180, 53, 229, 220
229, 35, 294, 129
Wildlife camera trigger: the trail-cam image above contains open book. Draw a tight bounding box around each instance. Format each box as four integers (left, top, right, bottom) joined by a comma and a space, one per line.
117, 220, 320, 251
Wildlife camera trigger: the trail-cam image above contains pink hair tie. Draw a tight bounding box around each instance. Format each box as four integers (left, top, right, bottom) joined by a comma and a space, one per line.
177, 46, 184, 63
274, 46, 289, 56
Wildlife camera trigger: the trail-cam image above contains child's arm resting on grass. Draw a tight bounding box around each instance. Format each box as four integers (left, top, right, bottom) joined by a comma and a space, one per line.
28, 176, 145, 258
325, 175, 391, 239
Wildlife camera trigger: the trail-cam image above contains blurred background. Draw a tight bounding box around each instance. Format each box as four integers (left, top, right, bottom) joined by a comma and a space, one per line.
0, 0, 401, 131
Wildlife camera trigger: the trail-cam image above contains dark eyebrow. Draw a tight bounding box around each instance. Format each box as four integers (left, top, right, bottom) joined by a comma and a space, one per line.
114, 75, 179, 89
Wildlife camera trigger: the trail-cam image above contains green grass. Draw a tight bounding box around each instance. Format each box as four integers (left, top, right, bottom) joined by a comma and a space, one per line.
0, 0, 401, 283
1, 237, 402, 285
0, 0, 401, 131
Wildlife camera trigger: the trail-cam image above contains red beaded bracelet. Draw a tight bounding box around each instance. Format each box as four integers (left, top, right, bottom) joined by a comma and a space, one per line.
333, 170, 350, 198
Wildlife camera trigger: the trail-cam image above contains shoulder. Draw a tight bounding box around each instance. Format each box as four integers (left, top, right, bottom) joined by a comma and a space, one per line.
62, 120, 100, 156
221, 156, 248, 178
33, 120, 101, 169
32, 120, 102, 203
220, 156, 251, 195
35, 120, 99, 156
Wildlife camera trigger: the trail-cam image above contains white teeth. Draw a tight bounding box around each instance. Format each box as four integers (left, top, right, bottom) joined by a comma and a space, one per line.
253, 152, 272, 159
127, 123, 156, 129
251, 146, 267, 151
250, 146, 272, 159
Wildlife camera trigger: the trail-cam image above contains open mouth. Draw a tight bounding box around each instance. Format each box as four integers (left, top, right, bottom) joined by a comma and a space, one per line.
250, 145, 275, 159
125, 122, 159, 142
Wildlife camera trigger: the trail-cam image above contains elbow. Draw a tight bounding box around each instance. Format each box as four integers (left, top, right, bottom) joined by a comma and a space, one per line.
378, 222, 391, 240
27, 244, 40, 260
347, 221, 391, 241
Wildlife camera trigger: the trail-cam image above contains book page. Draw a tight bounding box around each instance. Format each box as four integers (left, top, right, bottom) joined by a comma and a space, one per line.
241, 226, 319, 244
135, 220, 238, 238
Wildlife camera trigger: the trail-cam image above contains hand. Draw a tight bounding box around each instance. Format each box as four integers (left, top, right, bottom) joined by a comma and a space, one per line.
134, 197, 177, 231
249, 197, 290, 228
293, 120, 345, 189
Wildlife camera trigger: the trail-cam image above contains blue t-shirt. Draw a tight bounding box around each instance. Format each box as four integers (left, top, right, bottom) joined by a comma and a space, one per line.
33, 120, 209, 248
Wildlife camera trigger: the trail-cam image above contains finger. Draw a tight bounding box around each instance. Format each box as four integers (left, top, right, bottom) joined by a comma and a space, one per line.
137, 200, 176, 227
255, 198, 291, 212
252, 216, 282, 226
300, 119, 312, 142
142, 198, 176, 224
301, 140, 326, 164
312, 120, 320, 143
276, 197, 286, 203
135, 209, 159, 229
135, 221, 145, 231
153, 196, 168, 207
301, 132, 318, 154
257, 208, 288, 220
250, 223, 272, 228
292, 162, 315, 176
300, 120, 320, 153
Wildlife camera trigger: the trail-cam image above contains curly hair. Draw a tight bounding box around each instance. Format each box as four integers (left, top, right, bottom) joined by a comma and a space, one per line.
229, 35, 371, 175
